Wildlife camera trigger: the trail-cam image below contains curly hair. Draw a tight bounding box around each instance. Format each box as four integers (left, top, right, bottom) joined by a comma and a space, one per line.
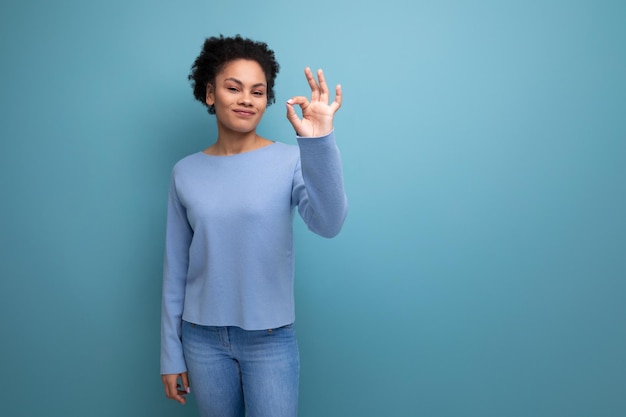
188, 35, 280, 114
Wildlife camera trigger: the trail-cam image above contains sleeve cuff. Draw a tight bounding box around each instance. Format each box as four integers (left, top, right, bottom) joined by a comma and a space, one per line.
296, 129, 335, 141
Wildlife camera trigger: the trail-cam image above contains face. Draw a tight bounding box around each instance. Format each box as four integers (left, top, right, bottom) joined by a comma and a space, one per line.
206, 59, 268, 135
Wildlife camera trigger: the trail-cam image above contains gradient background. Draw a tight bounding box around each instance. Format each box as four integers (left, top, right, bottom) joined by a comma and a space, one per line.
1, 1, 624, 416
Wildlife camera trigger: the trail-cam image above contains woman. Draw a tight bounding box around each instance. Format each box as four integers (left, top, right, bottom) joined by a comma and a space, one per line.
160, 35, 347, 417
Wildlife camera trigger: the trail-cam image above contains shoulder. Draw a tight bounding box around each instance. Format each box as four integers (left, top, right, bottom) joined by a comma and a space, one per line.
268, 141, 299, 158
172, 152, 205, 173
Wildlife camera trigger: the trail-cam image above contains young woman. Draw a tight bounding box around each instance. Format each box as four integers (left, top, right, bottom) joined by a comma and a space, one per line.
160, 35, 347, 417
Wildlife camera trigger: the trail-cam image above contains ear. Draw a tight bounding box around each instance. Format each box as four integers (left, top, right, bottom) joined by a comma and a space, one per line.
205, 84, 215, 106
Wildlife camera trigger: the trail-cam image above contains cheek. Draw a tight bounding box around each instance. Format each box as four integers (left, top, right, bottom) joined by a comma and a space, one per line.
258, 98, 268, 112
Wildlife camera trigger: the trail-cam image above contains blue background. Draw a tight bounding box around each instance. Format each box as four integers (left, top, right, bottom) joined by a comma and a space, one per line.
1, 1, 624, 416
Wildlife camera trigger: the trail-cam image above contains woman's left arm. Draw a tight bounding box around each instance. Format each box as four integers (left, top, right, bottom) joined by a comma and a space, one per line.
288, 68, 347, 238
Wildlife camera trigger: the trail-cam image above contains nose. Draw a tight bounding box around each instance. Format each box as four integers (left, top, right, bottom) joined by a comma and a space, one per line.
239, 92, 252, 106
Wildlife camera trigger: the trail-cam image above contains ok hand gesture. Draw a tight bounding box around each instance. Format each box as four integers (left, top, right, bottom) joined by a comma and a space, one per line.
286, 67, 342, 137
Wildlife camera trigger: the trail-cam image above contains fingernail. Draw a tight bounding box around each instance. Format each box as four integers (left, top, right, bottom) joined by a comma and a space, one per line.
286, 99, 293, 104
186, 387, 191, 393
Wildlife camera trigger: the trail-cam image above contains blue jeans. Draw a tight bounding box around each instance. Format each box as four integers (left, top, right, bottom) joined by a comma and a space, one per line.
181, 321, 300, 417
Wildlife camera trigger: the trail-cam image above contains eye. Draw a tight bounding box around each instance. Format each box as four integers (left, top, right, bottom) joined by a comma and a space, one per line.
253, 91, 265, 96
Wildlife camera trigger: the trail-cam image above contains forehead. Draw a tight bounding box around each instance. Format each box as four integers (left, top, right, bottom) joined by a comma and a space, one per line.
217, 59, 266, 84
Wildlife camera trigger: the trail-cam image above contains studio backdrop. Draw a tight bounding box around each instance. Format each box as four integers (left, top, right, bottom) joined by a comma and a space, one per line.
1, 1, 624, 416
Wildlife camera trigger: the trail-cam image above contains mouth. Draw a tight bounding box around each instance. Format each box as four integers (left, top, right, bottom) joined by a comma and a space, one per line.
233, 109, 256, 117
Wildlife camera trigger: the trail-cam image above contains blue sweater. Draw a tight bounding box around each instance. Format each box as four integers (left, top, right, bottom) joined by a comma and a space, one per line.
161, 132, 347, 374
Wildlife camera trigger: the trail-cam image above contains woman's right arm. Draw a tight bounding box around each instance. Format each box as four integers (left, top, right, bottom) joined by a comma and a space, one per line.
160, 174, 193, 394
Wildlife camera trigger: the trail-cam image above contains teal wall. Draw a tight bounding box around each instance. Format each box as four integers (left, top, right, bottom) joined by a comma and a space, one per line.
1, 1, 624, 416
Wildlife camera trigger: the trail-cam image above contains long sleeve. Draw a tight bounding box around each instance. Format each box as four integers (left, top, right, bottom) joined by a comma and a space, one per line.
160, 175, 193, 374
293, 131, 348, 238
159, 137, 346, 358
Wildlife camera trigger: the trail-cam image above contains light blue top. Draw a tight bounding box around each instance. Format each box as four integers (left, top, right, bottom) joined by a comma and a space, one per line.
161, 132, 347, 374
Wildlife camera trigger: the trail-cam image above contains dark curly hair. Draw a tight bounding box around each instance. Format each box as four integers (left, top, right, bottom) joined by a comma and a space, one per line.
188, 35, 280, 114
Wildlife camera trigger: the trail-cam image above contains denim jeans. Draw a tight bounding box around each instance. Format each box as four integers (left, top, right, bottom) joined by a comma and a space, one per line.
182, 321, 300, 417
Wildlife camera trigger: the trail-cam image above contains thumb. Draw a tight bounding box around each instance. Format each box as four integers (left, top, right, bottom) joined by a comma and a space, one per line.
181, 372, 190, 393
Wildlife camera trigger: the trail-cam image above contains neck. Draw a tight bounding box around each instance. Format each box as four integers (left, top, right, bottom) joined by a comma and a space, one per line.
205, 129, 271, 156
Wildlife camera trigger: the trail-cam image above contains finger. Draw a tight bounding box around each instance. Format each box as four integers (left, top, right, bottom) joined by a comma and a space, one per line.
287, 96, 310, 110
181, 372, 190, 394
316, 69, 330, 103
286, 99, 303, 132
331, 84, 342, 112
172, 385, 188, 405
176, 386, 189, 401
304, 67, 320, 102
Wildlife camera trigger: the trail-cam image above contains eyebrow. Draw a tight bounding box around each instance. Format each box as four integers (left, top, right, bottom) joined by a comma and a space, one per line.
223, 77, 266, 89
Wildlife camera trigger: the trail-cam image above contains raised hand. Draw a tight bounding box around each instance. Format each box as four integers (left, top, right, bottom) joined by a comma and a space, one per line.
286, 67, 342, 137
